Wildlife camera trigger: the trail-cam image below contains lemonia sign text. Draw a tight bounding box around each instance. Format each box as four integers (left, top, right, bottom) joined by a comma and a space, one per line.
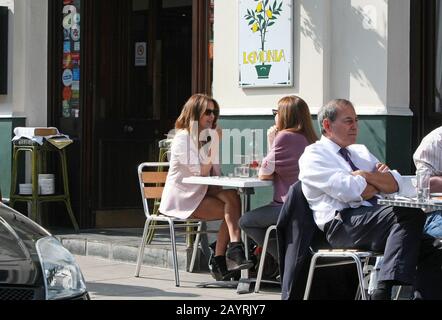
239, 0, 293, 87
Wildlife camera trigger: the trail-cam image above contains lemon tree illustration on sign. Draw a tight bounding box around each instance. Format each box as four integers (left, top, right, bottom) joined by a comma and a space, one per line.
245, 0, 284, 79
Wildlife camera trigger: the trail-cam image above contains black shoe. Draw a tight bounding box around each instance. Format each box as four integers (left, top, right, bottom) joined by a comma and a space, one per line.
209, 256, 237, 281
370, 281, 393, 300
225, 242, 254, 272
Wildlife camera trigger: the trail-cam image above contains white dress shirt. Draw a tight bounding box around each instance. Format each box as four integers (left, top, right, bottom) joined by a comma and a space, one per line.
413, 126, 442, 175
298, 136, 404, 231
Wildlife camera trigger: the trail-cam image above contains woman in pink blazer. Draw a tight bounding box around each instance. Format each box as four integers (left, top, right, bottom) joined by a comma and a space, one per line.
159, 94, 253, 281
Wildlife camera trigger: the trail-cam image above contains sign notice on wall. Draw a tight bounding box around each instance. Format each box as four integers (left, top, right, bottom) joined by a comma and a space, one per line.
135, 42, 147, 67
239, 0, 293, 88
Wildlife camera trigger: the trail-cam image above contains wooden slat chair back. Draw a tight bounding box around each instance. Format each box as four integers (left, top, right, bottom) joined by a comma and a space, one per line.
134, 162, 216, 287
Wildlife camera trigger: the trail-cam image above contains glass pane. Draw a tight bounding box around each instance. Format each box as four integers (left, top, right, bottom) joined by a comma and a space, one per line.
435, 0, 442, 113
61, 0, 81, 119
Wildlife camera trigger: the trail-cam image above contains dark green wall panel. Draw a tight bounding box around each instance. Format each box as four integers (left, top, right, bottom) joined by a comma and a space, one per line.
0, 117, 26, 199
219, 115, 413, 210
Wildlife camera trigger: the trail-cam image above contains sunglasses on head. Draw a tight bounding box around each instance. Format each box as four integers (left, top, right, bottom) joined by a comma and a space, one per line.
204, 108, 219, 117
272, 109, 279, 116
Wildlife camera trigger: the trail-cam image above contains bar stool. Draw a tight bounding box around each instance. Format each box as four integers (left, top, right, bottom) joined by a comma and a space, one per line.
9, 139, 79, 231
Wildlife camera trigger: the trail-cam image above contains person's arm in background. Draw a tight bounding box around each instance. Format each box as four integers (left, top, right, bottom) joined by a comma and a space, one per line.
413, 134, 442, 192
430, 176, 442, 192
267, 126, 278, 153
259, 126, 279, 180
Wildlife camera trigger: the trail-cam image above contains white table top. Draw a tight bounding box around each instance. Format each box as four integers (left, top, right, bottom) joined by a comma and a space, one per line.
182, 176, 273, 188
378, 198, 442, 211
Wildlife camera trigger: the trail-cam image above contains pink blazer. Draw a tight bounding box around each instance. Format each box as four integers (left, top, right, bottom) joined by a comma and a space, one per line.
159, 130, 221, 219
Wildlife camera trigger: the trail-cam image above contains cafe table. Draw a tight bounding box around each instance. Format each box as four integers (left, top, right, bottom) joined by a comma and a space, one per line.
182, 175, 273, 294
378, 196, 442, 211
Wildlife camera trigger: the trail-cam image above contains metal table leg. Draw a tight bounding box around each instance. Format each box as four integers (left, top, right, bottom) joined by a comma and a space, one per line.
236, 187, 255, 294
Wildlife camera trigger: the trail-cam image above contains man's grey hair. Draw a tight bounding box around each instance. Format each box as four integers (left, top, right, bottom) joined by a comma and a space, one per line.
318, 99, 354, 135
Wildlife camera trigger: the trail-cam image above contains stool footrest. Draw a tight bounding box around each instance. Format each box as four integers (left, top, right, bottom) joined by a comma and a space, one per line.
11, 195, 68, 202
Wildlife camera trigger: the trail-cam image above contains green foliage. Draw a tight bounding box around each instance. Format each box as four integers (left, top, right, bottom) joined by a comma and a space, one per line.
244, 0, 283, 50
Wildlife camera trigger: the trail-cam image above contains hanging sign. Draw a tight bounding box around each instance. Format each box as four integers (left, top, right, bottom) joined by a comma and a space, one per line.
239, 0, 293, 88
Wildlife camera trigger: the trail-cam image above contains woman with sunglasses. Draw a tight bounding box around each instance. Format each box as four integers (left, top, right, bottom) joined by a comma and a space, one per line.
240, 95, 318, 278
159, 94, 253, 282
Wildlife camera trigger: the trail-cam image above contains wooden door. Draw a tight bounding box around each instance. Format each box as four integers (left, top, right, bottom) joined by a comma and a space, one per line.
49, 0, 204, 227
92, 0, 192, 222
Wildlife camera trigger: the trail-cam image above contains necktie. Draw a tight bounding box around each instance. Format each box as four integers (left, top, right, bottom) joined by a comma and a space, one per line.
339, 148, 378, 206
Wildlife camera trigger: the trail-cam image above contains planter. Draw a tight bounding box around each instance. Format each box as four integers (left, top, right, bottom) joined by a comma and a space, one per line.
255, 64, 272, 79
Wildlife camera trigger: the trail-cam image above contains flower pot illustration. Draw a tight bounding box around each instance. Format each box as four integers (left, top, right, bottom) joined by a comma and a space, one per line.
255, 64, 272, 79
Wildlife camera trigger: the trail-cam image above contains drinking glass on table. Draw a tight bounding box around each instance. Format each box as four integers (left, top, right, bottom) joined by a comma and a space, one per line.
234, 166, 250, 178
416, 168, 431, 202
249, 154, 261, 178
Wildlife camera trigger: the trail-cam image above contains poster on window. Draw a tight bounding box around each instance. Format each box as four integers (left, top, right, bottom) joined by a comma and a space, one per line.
61, 0, 81, 118
239, 0, 293, 88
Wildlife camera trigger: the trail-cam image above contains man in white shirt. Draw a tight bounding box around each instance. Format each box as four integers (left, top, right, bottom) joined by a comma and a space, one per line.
413, 126, 442, 238
299, 99, 442, 300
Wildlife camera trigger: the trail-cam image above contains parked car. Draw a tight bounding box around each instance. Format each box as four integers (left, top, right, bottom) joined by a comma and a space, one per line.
0, 202, 89, 300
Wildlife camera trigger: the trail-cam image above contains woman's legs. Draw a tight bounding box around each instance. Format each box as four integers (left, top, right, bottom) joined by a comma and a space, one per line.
239, 204, 282, 259
191, 189, 251, 275
191, 189, 241, 256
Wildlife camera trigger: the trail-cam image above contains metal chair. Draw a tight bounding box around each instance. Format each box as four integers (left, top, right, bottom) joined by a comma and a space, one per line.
134, 162, 217, 287
254, 224, 279, 293
303, 249, 382, 300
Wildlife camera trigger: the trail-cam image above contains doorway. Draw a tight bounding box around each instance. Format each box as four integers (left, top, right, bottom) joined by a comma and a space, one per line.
91, 0, 192, 226
49, 0, 212, 228
411, 0, 442, 149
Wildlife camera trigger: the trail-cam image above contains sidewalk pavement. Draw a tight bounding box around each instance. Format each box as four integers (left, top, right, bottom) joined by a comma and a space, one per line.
75, 255, 281, 300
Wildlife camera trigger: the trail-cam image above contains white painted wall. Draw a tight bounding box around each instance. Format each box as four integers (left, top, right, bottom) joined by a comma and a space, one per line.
386, 0, 411, 114
213, 0, 412, 116
330, 0, 388, 112
0, 0, 48, 125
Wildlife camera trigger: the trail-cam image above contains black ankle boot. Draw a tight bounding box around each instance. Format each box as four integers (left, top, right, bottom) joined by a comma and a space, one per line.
225, 242, 254, 271
370, 281, 393, 300
209, 256, 237, 281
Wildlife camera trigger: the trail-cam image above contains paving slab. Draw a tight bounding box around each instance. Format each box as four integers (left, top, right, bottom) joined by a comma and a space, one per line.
75, 255, 281, 300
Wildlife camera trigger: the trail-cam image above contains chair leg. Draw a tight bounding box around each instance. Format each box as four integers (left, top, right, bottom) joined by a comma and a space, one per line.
64, 199, 80, 232
254, 226, 276, 293
352, 255, 368, 300
169, 221, 180, 287
303, 254, 320, 300
9, 147, 20, 208
60, 149, 80, 232
135, 219, 151, 277
199, 223, 211, 262
355, 285, 362, 300
394, 286, 403, 300
189, 222, 203, 273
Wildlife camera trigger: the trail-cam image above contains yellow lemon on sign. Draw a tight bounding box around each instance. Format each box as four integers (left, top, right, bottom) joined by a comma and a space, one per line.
256, 2, 263, 12
266, 10, 273, 19
252, 23, 259, 33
